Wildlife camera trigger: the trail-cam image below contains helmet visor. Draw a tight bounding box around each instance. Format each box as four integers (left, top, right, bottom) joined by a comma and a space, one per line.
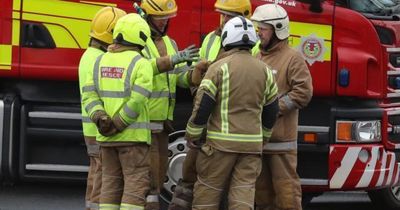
151, 13, 177, 20
215, 9, 241, 17
254, 21, 273, 30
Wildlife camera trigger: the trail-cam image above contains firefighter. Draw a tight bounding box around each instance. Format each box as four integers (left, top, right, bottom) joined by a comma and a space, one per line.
168, 1, 252, 209
82, 13, 153, 210
138, 1, 208, 209
251, 4, 313, 210
186, 16, 279, 210
78, 6, 126, 210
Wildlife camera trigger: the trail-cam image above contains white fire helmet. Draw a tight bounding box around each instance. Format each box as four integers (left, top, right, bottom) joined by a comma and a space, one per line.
251, 4, 290, 40
221, 16, 257, 49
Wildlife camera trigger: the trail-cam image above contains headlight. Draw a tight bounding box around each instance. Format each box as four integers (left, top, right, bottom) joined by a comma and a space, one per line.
336, 120, 381, 143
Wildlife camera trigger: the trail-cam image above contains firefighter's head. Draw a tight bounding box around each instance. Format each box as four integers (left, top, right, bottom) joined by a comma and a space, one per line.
221, 16, 257, 51
251, 4, 290, 41
112, 13, 150, 49
141, 0, 177, 36
90, 7, 127, 45
215, 0, 252, 27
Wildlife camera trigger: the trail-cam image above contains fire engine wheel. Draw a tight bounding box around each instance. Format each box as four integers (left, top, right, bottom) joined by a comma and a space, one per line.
368, 186, 400, 210
160, 131, 189, 205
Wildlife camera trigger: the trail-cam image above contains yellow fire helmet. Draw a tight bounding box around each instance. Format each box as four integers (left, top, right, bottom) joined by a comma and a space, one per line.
214, 0, 252, 18
90, 7, 127, 44
112, 13, 151, 47
141, 0, 178, 19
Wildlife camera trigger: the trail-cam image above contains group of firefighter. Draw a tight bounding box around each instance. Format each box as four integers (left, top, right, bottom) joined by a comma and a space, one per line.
79, 0, 313, 209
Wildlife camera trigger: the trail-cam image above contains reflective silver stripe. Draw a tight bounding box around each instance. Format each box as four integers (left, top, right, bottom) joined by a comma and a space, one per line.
85, 100, 103, 113
146, 195, 159, 203
144, 46, 152, 58
82, 116, 92, 123
93, 54, 104, 93
82, 85, 96, 92
123, 105, 139, 119
263, 141, 297, 151
150, 91, 176, 99
132, 85, 151, 98
124, 55, 142, 94
150, 122, 164, 130
127, 122, 152, 129
86, 144, 100, 155
205, 33, 217, 60
98, 90, 128, 98
282, 95, 296, 110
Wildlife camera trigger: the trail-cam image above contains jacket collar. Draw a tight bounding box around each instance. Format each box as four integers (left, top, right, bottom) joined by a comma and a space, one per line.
260, 40, 288, 56
107, 44, 142, 53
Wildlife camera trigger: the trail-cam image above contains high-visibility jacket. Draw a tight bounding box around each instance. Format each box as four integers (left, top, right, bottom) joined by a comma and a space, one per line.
186, 49, 278, 154
252, 41, 261, 56
78, 47, 103, 137
199, 31, 222, 62
142, 36, 190, 122
82, 50, 153, 144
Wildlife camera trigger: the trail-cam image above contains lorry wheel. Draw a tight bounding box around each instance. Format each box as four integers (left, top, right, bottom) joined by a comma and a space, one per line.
161, 131, 189, 207
368, 186, 400, 210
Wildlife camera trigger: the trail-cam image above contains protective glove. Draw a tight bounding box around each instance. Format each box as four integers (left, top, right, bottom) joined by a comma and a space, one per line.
112, 114, 129, 132
170, 45, 199, 66
92, 111, 118, 137
191, 60, 209, 86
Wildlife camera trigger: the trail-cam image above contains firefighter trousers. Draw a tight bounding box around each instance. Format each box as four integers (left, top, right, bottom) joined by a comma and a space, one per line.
192, 145, 261, 210
100, 144, 151, 209
149, 131, 169, 193
255, 151, 302, 210
85, 137, 101, 210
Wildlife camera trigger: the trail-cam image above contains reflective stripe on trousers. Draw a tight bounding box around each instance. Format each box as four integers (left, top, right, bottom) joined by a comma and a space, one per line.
263, 141, 297, 151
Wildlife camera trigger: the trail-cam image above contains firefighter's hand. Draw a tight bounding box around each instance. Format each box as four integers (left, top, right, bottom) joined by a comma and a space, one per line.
112, 114, 129, 132
186, 139, 201, 149
97, 115, 118, 137
191, 60, 209, 86
171, 45, 199, 66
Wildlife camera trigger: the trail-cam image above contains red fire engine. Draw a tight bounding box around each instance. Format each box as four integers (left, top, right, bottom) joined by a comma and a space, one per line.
0, 0, 400, 209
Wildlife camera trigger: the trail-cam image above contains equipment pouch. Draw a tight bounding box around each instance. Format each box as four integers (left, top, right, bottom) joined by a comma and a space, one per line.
200, 144, 214, 156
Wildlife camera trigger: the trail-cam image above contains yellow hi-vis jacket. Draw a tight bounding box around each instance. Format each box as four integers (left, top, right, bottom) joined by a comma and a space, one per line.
199, 31, 222, 62
186, 49, 278, 154
78, 47, 103, 137
142, 36, 191, 121
82, 50, 153, 144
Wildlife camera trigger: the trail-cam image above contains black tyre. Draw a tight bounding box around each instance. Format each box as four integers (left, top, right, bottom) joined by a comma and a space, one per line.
368, 186, 400, 210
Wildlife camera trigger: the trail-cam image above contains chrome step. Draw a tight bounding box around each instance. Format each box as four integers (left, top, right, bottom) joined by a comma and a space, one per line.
25, 164, 88, 172
28, 111, 81, 120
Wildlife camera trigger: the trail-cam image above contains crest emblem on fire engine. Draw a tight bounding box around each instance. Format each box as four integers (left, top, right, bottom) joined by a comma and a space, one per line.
297, 34, 326, 66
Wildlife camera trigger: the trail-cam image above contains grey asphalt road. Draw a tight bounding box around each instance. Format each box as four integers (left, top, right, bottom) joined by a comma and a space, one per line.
0, 183, 377, 210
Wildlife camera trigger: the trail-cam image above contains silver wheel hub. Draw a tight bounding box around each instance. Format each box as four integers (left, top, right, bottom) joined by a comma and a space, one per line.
164, 136, 188, 195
